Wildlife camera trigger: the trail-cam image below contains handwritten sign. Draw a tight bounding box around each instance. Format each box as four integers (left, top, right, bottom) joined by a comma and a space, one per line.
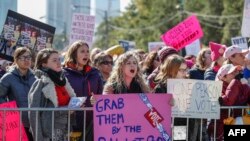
0, 101, 28, 141
94, 94, 172, 141
231, 36, 248, 50
167, 79, 222, 119
148, 42, 165, 52
70, 13, 95, 47
241, 0, 250, 37
161, 15, 203, 51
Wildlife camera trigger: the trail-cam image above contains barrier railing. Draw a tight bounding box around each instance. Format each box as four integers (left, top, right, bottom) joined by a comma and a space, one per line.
0, 106, 249, 141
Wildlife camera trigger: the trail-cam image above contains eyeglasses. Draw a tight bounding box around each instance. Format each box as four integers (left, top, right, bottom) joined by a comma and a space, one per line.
179, 68, 188, 73
18, 55, 32, 61
101, 61, 113, 65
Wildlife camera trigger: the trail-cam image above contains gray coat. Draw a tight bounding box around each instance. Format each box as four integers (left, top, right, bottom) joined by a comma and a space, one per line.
0, 66, 36, 127
28, 70, 76, 141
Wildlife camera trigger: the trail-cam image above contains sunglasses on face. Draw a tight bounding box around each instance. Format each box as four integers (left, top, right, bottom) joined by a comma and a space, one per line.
101, 61, 113, 65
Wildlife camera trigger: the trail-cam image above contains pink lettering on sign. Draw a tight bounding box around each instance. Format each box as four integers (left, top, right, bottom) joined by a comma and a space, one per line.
161, 15, 203, 51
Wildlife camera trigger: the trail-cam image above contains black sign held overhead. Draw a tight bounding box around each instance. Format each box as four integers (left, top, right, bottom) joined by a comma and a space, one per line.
0, 10, 55, 61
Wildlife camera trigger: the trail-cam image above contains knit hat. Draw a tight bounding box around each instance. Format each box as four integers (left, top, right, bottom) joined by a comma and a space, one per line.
185, 59, 194, 69
209, 42, 226, 61
223, 45, 248, 59
158, 46, 178, 62
216, 64, 241, 80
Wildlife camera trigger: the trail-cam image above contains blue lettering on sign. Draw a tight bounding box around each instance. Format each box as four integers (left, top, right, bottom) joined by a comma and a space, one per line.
124, 125, 141, 133
96, 98, 124, 112
147, 135, 164, 141
98, 136, 164, 141
112, 126, 121, 135
96, 113, 124, 125
98, 137, 118, 141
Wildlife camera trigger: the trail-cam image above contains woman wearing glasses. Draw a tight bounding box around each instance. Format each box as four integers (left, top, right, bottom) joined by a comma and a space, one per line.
0, 47, 35, 141
93, 52, 113, 84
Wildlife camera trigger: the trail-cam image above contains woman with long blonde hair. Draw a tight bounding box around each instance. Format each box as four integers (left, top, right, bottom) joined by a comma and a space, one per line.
103, 51, 150, 94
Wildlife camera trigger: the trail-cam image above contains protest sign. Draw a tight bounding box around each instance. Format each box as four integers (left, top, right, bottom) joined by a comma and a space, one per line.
119, 40, 136, 51
148, 42, 165, 52
68, 97, 87, 108
94, 94, 172, 141
161, 15, 203, 51
241, 0, 250, 37
0, 10, 55, 61
0, 101, 28, 141
70, 13, 95, 48
185, 39, 201, 56
231, 36, 248, 50
167, 79, 222, 119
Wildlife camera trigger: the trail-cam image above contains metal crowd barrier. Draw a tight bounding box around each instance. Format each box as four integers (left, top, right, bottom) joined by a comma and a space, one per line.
0, 106, 249, 141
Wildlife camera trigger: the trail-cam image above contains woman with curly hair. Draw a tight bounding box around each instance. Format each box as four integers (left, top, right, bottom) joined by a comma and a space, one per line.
103, 51, 150, 94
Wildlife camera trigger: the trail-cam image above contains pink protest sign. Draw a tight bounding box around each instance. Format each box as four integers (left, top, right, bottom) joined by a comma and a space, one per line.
94, 94, 172, 141
161, 15, 203, 51
0, 101, 28, 141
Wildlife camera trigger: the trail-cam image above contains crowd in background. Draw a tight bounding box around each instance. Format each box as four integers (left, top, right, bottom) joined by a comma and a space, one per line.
0, 39, 250, 141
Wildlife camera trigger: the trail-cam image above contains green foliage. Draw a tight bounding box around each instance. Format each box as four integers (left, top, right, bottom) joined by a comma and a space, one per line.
94, 0, 244, 51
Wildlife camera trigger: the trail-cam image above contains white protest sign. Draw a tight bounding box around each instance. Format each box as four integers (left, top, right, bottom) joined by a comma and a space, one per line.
70, 13, 95, 47
231, 36, 248, 50
68, 97, 87, 108
167, 79, 222, 119
185, 39, 201, 56
241, 0, 250, 37
148, 42, 165, 52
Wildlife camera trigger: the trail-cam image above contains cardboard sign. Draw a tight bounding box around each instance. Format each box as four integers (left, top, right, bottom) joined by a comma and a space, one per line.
231, 36, 248, 50
0, 101, 28, 141
94, 94, 172, 141
167, 79, 222, 119
185, 39, 201, 56
0, 10, 55, 62
241, 0, 250, 37
161, 15, 203, 51
148, 42, 165, 52
70, 13, 95, 48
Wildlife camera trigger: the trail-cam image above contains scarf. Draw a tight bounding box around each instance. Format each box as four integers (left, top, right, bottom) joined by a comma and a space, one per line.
66, 62, 92, 74
41, 68, 66, 86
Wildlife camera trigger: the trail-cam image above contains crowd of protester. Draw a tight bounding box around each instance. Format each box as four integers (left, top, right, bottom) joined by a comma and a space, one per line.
0, 39, 250, 141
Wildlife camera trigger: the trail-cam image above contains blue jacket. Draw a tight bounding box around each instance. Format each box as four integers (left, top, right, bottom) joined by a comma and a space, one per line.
188, 66, 205, 80
0, 66, 36, 127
